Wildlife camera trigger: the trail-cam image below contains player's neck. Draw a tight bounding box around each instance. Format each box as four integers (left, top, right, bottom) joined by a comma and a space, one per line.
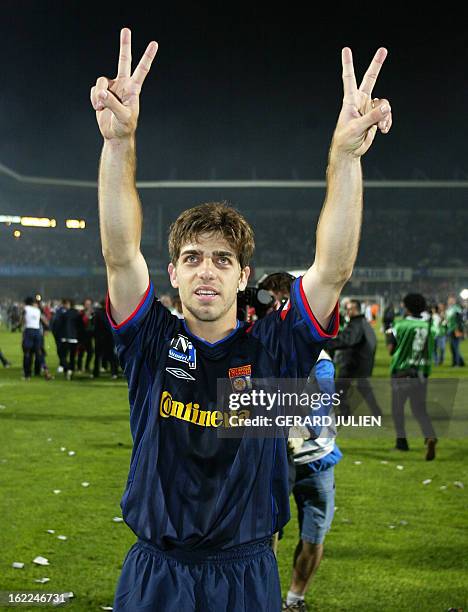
184, 311, 238, 344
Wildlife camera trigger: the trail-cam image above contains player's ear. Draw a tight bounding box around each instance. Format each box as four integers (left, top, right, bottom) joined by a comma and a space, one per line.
168, 262, 179, 289
238, 266, 250, 292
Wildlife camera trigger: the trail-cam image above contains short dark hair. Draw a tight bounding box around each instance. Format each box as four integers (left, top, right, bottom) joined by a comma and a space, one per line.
349, 299, 361, 312
403, 293, 427, 316
168, 202, 255, 269
259, 272, 295, 296
25, 296, 34, 306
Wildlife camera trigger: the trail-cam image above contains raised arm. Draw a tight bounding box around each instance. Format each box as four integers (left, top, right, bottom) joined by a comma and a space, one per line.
90, 28, 158, 324
303, 47, 392, 328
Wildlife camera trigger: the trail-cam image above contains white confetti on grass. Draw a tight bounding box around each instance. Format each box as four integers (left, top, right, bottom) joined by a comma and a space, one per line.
440, 485, 448, 491
399, 520, 408, 526
380, 460, 389, 465
422, 479, 432, 485
46, 530, 55, 534
354, 461, 362, 465
0, 405, 6, 410
12, 562, 24, 569
60, 447, 66, 452
388, 525, 396, 529
396, 465, 404, 471
112, 517, 124, 523
53, 490, 61, 495
68, 451, 75, 456
100, 607, 113, 611
81, 482, 90, 487
57, 535, 67, 541
35, 577, 50, 584
453, 481, 464, 489
47, 438, 52, 442
33, 556, 49, 566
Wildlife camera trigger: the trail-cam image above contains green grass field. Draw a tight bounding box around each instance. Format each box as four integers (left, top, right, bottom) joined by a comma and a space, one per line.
0, 327, 467, 611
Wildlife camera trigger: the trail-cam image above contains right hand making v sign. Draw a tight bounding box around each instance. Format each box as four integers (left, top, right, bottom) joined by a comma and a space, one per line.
90, 28, 158, 140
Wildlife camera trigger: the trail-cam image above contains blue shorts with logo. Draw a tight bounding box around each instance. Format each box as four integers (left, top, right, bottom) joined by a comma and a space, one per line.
293, 466, 335, 544
113, 539, 281, 612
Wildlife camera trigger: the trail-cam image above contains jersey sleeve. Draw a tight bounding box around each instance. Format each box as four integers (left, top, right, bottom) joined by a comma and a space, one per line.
250, 276, 339, 378
106, 281, 178, 372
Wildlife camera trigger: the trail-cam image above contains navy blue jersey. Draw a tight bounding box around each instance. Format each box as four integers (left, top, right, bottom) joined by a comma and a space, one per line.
107, 277, 338, 551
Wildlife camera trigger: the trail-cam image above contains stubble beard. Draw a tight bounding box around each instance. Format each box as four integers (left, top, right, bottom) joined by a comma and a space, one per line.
184, 293, 237, 323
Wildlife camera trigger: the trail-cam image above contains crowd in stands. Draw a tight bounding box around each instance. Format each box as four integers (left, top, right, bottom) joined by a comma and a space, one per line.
1, 208, 467, 270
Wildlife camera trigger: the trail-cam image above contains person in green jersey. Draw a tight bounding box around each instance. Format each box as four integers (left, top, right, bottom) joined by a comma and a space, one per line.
446, 295, 465, 367
386, 293, 437, 460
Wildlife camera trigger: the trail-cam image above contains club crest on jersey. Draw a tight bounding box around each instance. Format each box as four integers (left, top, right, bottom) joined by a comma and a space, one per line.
228, 365, 252, 391
169, 334, 197, 369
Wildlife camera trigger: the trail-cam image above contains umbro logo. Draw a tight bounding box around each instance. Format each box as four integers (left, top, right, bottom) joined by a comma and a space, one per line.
165, 367, 196, 381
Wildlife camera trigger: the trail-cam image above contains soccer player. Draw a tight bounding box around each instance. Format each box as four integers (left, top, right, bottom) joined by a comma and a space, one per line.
386, 293, 437, 460
90, 28, 392, 612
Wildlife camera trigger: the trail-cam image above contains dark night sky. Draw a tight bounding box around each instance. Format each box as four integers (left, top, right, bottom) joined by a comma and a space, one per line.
0, 2, 466, 181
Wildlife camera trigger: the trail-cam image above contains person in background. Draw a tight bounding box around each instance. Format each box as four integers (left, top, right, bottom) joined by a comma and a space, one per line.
93, 300, 119, 379
21, 297, 42, 381
35, 298, 53, 381
77, 298, 95, 373
159, 293, 177, 315
382, 302, 395, 331
63, 300, 84, 380
386, 293, 437, 460
8, 303, 21, 332
283, 351, 342, 612
0, 347, 11, 367
446, 295, 465, 367
51, 299, 69, 373
172, 295, 184, 319
364, 301, 373, 323
432, 304, 447, 366
327, 299, 382, 418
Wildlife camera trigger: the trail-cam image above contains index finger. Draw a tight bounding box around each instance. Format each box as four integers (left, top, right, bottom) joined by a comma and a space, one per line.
132, 41, 158, 87
117, 27, 132, 78
359, 47, 388, 96
341, 47, 358, 96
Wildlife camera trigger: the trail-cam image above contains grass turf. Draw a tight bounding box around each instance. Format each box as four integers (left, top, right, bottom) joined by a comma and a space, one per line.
0, 326, 467, 611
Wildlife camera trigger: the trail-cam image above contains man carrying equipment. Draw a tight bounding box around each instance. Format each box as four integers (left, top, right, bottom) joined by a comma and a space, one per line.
90, 27, 392, 612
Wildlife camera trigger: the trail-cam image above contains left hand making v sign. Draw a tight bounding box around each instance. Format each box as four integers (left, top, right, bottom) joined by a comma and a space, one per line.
332, 47, 392, 158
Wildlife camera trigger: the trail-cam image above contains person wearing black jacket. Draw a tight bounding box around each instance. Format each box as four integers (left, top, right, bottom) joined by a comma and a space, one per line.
92, 301, 118, 379
64, 302, 84, 379
327, 299, 382, 418
51, 299, 69, 372
383, 302, 395, 331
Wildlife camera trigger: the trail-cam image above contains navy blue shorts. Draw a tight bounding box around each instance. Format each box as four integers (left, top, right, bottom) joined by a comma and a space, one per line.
113, 539, 281, 612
